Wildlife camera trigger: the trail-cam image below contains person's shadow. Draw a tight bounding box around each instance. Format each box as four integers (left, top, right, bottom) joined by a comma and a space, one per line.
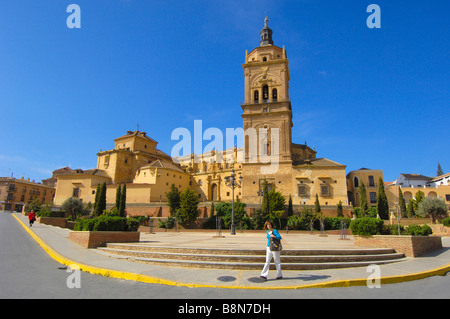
248, 274, 331, 283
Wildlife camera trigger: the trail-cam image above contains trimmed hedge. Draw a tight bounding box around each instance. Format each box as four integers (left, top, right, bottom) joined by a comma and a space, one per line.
404, 224, 433, 236
349, 217, 384, 236
442, 217, 450, 227
74, 216, 140, 232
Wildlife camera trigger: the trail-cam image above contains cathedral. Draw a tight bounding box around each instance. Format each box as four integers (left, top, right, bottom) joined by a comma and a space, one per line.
53, 18, 350, 216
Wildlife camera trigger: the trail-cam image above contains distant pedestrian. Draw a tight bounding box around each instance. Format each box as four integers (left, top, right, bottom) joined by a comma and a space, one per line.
260, 220, 282, 281
28, 210, 36, 227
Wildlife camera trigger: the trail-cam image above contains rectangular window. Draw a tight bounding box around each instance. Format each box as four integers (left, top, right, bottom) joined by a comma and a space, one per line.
73, 188, 79, 198
370, 192, 377, 203
321, 185, 329, 196
446, 194, 450, 201
298, 185, 308, 196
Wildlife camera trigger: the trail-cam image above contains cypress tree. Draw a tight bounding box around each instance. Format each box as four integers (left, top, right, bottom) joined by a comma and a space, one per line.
165, 184, 180, 217
437, 163, 443, 176
337, 200, 343, 217
94, 182, 107, 217
376, 177, 389, 220
314, 193, 321, 213
261, 180, 270, 219
287, 195, 293, 217
398, 187, 407, 218
407, 198, 415, 218
358, 181, 369, 216
93, 184, 101, 214
119, 184, 126, 217
115, 184, 122, 209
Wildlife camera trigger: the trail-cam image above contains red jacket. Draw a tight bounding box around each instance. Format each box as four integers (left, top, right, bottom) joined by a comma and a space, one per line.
28, 212, 36, 221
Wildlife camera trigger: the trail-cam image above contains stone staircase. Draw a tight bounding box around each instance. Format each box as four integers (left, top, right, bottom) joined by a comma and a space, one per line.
97, 243, 407, 270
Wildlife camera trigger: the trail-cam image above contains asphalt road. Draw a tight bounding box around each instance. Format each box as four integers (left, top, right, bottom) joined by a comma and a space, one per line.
1, 212, 449, 302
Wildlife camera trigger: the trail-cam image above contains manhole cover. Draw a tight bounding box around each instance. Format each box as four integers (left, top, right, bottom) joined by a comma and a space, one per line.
217, 276, 237, 282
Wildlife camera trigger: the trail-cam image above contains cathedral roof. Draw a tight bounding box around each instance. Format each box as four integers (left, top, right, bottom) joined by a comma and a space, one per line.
294, 158, 346, 168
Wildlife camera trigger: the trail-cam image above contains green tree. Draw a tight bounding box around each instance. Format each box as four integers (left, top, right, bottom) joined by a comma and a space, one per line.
314, 193, 321, 214
336, 200, 343, 217
358, 181, 369, 216
93, 184, 101, 213
300, 207, 318, 232
261, 180, 270, 218
118, 184, 126, 217
407, 198, 415, 218
210, 201, 215, 216
287, 195, 293, 217
26, 197, 42, 213
115, 184, 122, 209
416, 197, 448, 224
94, 182, 107, 217
437, 162, 444, 176
61, 197, 84, 220
165, 184, 181, 217
176, 188, 199, 226
414, 190, 425, 211
376, 177, 389, 220
398, 187, 407, 218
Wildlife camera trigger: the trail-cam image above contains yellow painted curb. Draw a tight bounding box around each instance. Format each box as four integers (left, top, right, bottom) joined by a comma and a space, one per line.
12, 214, 450, 290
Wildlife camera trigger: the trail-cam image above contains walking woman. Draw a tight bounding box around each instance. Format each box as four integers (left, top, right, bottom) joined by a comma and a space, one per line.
260, 220, 282, 280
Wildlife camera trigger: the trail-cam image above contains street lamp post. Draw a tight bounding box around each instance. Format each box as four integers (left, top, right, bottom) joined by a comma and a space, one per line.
224, 169, 242, 235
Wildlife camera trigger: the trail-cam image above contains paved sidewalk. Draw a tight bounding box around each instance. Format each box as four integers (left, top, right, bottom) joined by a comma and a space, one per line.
11, 213, 450, 290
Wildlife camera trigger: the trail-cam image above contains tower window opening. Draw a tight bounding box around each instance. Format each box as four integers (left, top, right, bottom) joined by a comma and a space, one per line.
272, 88, 278, 101
262, 85, 269, 101
254, 90, 259, 102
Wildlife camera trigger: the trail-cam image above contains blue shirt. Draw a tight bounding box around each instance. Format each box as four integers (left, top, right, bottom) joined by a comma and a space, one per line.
266, 229, 282, 247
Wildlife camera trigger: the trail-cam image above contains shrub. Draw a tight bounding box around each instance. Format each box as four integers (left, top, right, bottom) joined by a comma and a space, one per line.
349, 217, 384, 236
126, 218, 140, 232
382, 224, 404, 235
404, 224, 433, 236
74, 216, 139, 231
74, 218, 96, 231
158, 217, 175, 229
442, 217, 450, 227
38, 210, 66, 218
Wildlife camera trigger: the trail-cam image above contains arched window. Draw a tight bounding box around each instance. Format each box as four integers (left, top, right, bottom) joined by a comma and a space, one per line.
254, 90, 259, 102
262, 85, 269, 101
272, 88, 278, 101
354, 176, 359, 188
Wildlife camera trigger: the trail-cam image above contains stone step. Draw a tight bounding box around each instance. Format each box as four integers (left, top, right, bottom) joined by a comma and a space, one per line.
96, 251, 408, 270
98, 247, 405, 263
104, 243, 397, 256
96, 243, 407, 270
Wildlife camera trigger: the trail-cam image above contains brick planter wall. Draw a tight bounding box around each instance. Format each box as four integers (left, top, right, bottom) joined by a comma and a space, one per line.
69, 231, 140, 248
38, 217, 68, 228
354, 235, 442, 257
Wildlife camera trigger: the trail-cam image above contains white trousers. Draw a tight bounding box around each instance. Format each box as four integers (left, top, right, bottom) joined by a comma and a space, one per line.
260, 247, 282, 278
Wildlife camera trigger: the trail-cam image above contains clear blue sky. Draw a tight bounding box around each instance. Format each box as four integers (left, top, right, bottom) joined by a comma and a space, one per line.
1, 0, 449, 183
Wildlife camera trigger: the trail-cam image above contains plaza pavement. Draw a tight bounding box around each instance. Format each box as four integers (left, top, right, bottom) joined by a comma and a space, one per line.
11, 213, 450, 290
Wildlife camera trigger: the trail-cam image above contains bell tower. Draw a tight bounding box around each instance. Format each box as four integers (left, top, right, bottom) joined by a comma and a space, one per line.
241, 17, 293, 163
241, 17, 294, 203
